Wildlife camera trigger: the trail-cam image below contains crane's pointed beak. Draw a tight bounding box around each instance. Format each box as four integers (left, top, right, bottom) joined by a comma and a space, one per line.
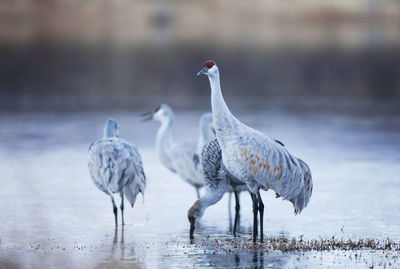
197, 67, 208, 76
140, 111, 154, 122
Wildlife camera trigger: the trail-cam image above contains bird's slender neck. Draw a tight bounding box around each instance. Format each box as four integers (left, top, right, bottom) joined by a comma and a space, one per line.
209, 74, 231, 118
103, 128, 117, 139
208, 72, 237, 140
196, 183, 228, 218
156, 116, 173, 153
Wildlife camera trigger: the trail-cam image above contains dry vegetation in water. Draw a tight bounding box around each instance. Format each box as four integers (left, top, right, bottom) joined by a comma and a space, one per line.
195, 236, 400, 253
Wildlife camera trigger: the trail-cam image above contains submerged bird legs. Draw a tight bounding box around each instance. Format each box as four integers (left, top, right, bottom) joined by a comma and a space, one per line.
120, 192, 125, 225
109, 194, 118, 227
108, 193, 126, 227
233, 190, 240, 236
250, 190, 264, 243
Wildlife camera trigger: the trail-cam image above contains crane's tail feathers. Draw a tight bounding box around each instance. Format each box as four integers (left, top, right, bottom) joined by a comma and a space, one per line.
124, 185, 139, 208
290, 160, 313, 215
124, 174, 146, 208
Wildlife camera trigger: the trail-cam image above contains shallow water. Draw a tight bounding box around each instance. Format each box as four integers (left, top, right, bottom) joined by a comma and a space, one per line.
0, 109, 399, 268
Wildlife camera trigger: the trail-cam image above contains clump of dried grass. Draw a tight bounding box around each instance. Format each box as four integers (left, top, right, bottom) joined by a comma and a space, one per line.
209, 236, 400, 252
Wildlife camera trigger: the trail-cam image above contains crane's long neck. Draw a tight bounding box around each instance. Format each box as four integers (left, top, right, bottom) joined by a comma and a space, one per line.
208, 73, 238, 141
103, 127, 118, 139
194, 182, 228, 218
156, 117, 173, 157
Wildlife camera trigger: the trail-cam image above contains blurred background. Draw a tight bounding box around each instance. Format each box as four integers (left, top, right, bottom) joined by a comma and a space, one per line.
1, 1, 400, 268
1, 0, 400, 113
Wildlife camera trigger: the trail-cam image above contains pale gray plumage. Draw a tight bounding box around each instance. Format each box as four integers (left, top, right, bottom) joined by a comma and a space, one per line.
88, 118, 146, 226
200, 62, 313, 214
200, 139, 245, 192
142, 105, 215, 198
198, 61, 313, 241
235, 134, 312, 214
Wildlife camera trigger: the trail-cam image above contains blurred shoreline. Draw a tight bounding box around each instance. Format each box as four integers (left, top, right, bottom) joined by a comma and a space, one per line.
1, 45, 400, 113
1, 0, 399, 113
1, 93, 399, 117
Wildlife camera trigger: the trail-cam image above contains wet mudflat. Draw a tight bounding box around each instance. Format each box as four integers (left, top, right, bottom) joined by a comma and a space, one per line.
0, 106, 399, 268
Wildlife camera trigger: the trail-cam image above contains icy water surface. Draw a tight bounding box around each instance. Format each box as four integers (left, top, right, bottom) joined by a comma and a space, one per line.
0, 109, 399, 268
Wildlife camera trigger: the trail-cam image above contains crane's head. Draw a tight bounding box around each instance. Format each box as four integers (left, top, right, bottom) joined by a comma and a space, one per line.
104, 117, 119, 138
197, 60, 218, 77
141, 104, 174, 123
187, 200, 206, 240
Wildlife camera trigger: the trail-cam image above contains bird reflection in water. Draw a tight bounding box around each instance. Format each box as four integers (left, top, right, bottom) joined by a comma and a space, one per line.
110, 227, 125, 259
234, 249, 288, 269
94, 227, 143, 269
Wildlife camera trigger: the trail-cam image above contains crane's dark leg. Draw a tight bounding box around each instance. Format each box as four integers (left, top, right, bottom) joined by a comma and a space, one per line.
228, 192, 233, 232
257, 191, 264, 242
120, 192, 125, 225
109, 195, 118, 227
251, 193, 259, 243
195, 187, 200, 198
189, 216, 195, 242
233, 190, 240, 236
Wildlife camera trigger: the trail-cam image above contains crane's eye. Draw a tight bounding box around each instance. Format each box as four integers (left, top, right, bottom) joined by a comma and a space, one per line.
155, 106, 161, 112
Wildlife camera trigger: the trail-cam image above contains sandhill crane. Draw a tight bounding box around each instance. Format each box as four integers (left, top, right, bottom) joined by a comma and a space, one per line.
188, 139, 248, 240
141, 105, 215, 198
88, 118, 146, 226
197, 61, 313, 242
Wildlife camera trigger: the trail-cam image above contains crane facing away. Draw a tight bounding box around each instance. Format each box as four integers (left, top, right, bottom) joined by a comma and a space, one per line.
88, 118, 146, 226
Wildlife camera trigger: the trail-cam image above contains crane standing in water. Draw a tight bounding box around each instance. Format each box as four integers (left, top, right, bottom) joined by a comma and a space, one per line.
88, 118, 146, 226
188, 138, 286, 240
188, 139, 248, 240
142, 105, 215, 198
197, 61, 313, 242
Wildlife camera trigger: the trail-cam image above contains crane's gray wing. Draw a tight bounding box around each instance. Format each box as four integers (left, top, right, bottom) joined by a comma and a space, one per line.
201, 139, 246, 190
88, 138, 146, 207
200, 139, 225, 187
120, 139, 146, 207
290, 158, 313, 214
237, 132, 312, 214
168, 141, 204, 187
187, 139, 229, 220
200, 139, 232, 187
274, 139, 284, 147
193, 154, 200, 170
88, 139, 110, 194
